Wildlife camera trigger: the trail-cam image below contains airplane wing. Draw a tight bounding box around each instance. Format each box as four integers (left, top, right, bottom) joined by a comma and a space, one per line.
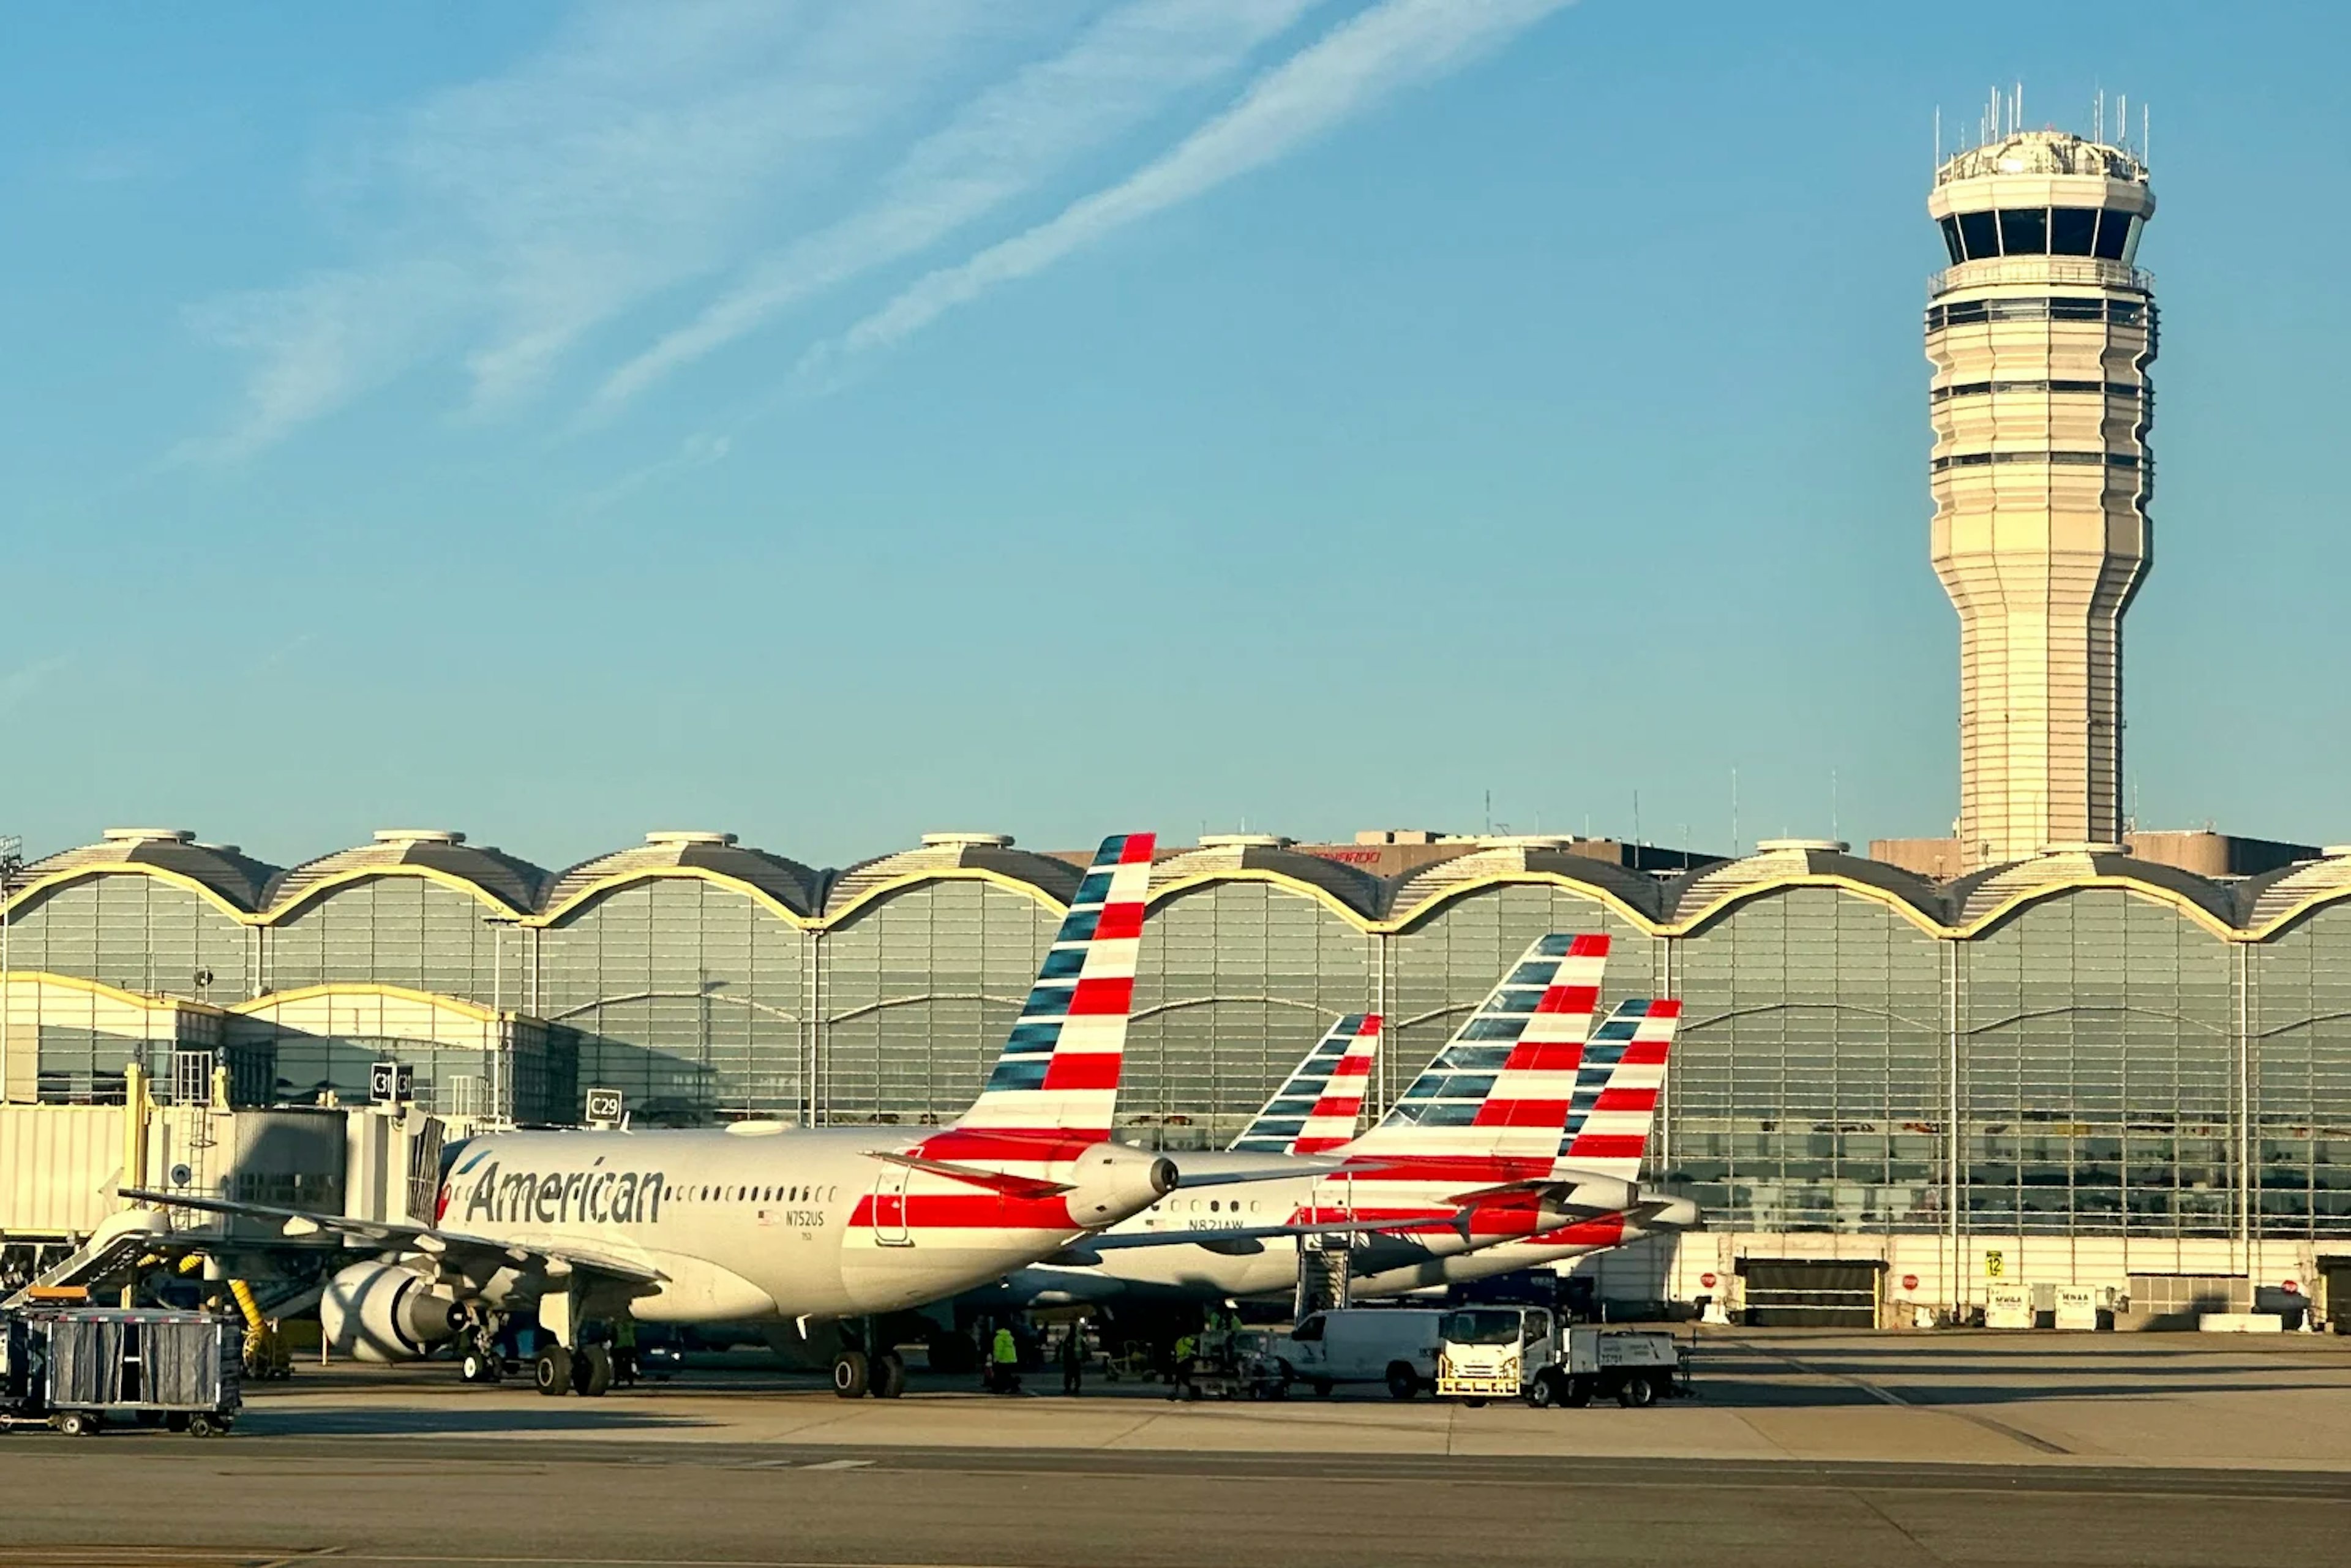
1049, 1217, 1430, 1258
118, 1188, 667, 1288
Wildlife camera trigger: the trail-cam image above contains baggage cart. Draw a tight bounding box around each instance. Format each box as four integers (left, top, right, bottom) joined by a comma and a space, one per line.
1, 1307, 242, 1438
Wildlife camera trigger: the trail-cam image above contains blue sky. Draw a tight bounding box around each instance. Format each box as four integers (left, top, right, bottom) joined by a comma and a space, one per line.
4, 1, 2345, 872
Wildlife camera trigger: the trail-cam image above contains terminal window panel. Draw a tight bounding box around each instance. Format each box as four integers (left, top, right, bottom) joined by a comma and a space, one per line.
1670, 889, 1942, 1234
819, 882, 1055, 1125
1962, 891, 2233, 1236
1385, 886, 1651, 1128
14, 880, 250, 1003
2250, 910, 2351, 1235
267, 878, 499, 1005
1128, 882, 1369, 1144
540, 881, 806, 1124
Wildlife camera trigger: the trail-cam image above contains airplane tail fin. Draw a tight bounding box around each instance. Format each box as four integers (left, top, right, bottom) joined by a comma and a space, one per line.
1554, 997, 1680, 1182
1229, 1015, 1382, 1155
1342, 932, 1609, 1161
951, 832, 1155, 1141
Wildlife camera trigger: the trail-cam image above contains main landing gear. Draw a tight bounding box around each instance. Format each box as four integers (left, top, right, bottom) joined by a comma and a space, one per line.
533, 1341, 615, 1398
831, 1320, 906, 1400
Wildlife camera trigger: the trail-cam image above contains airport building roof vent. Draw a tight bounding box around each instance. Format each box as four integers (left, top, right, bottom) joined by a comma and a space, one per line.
102, 828, 195, 844
2041, 841, 2129, 857
919, 831, 1013, 849
645, 830, 737, 846
1754, 838, 1851, 854
1476, 834, 1576, 850
1197, 833, 1292, 849
373, 828, 465, 845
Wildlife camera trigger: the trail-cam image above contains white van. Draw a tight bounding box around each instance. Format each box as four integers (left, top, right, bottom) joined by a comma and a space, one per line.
1276, 1309, 1444, 1400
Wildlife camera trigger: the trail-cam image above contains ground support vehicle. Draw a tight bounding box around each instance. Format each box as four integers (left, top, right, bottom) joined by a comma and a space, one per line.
1432, 1307, 1687, 1409
1, 1307, 242, 1437
1170, 1328, 1290, 1401
1275, 1308, 1444, 1400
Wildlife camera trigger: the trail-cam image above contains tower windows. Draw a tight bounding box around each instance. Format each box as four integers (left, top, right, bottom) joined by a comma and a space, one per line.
1998, 206, 2049, 255
1938, 208, 2142, 263
1926, 296, 2155, 331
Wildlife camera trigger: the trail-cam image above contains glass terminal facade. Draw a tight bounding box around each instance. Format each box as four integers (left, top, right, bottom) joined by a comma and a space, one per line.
4, 830, 2349, 1244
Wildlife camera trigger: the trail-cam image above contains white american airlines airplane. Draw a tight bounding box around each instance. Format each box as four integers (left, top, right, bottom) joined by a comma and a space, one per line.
133, 833, 1197, 1400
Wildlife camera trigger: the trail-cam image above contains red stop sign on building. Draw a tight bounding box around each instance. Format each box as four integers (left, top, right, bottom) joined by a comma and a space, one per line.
1902, 1274, 1920, 1291
1700, 1272, 1718, 1289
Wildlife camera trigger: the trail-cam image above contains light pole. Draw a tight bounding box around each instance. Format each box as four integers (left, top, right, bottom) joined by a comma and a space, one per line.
1, 835, 22, 1104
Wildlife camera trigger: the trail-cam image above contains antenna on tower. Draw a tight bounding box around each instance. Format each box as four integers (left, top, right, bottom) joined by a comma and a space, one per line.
2143, 102, 2150, 163
2119, 93, 2128, 151
2095, 86, 2104, 143
2015, 80, 2024, 134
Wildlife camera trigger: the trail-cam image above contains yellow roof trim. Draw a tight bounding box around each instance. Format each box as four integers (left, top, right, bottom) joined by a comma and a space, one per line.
1948, 873, 2238, 941
0, 969, 228, 1016
820, 866, 1069, 927
1146, 868, 1373, 928
1665, 873, 1948, 940
2244, 883, 2351, 943
261, 864, 529, 923
4, 863, 257, 925
228, 981, 511, 1024
1380, 870, 1661, 937
529, 865, 814, 929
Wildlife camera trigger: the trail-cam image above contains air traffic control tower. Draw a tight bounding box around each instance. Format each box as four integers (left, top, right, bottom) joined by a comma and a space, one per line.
1927, 124, 2156, 869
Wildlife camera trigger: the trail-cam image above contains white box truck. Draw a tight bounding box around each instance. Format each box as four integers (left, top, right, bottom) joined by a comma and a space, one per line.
1431, 1305, 1685, 1408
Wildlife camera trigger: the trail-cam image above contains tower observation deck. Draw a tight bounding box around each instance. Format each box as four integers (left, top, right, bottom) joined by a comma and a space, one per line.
1927, 126, 2155, 870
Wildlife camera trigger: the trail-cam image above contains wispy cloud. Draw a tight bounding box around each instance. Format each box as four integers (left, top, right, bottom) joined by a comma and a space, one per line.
570, 430, 737, 517
590, 0, 1325, 415
807, 0, 1575, 372
179, 0, 1008, 460
0, 658, 67, 710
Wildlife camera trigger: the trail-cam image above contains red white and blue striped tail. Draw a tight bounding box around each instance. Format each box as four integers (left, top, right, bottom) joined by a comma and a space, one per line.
1343, 933, 1610, 1160
1229, 1014, 1382, 1156
948, 832, 1155, 1142
1552, 997, 1679, 1182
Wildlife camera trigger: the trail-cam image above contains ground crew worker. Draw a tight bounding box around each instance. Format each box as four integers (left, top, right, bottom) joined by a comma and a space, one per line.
991, 1324, 1021, 1395
1059, 1324, 1085, 1396
612, 1314, 639, 1386
1168, 1332, 1198, 1400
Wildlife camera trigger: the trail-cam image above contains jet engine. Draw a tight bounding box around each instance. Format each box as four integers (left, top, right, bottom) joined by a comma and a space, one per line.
320, 1260, 461, 1363
1059, 1142, 1178, 1228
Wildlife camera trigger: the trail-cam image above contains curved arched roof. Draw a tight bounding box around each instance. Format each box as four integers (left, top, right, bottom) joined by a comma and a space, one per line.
1146, 839, 1386, 921
264, 830, 549, 917
2234, 847, 2351, 936
19, 829, 280, 913
1385, 840, 1670, 929
1944, 846, 2238, 935
822, 835, 1081, 921
539, 831, 828, 923
1664, 839, 1946, 932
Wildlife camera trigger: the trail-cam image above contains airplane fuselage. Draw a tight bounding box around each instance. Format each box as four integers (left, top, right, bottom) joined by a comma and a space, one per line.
439, 1125, 1152, 1322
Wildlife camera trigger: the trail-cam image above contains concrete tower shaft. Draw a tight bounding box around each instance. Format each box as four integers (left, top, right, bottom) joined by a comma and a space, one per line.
1926, 130, 2155, 870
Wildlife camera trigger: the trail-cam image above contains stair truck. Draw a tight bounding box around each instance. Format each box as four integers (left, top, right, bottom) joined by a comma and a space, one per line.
1431, 1305, 1688, 1408
1, 1306, 242, 1437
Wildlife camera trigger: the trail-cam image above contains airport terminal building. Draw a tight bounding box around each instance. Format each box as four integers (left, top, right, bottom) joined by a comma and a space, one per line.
5, 822, 2349, 1313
